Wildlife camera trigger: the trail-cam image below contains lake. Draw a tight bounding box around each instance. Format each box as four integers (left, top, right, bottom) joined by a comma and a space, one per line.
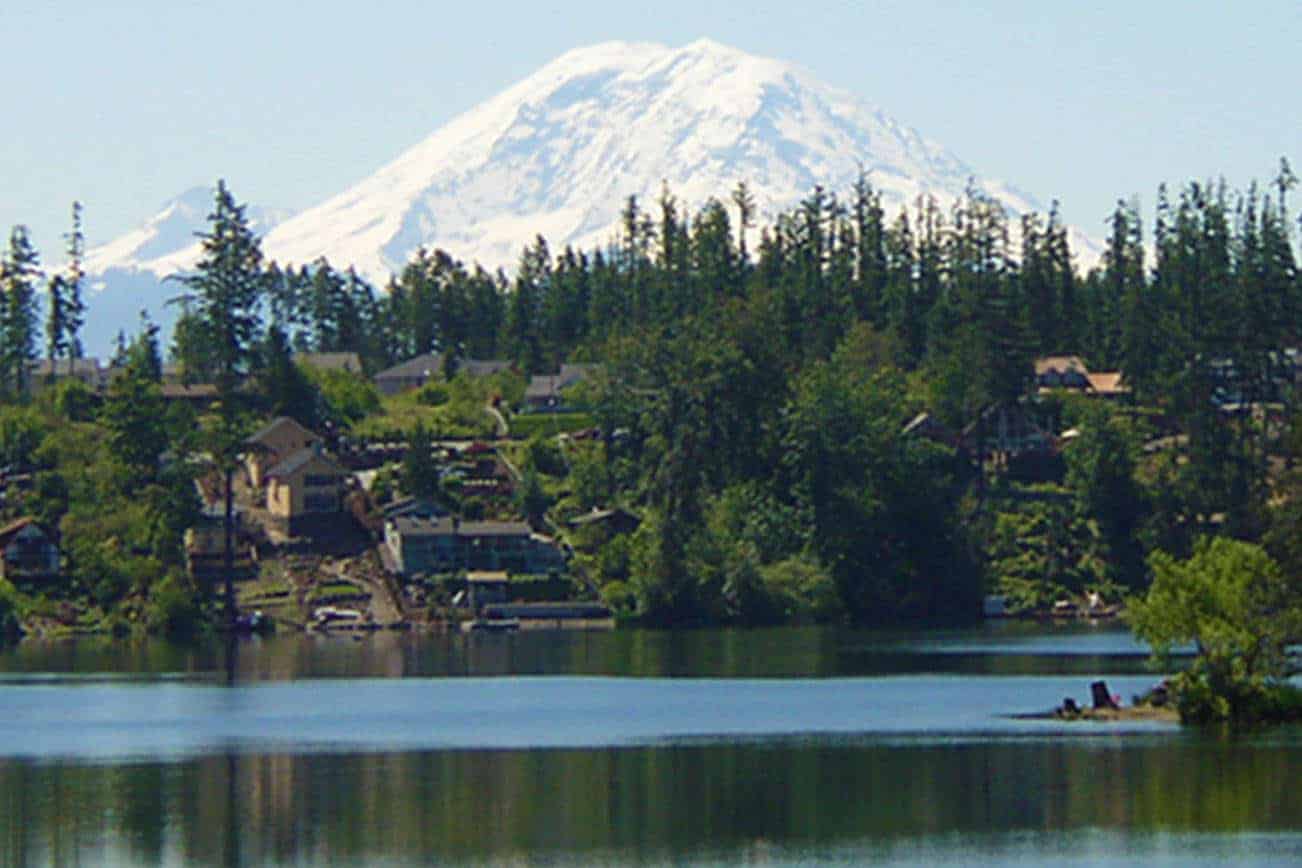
1, 623, 1299, 866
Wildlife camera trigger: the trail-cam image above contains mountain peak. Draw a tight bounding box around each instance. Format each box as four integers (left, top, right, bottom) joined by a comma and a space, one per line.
80, 40, 1100, 353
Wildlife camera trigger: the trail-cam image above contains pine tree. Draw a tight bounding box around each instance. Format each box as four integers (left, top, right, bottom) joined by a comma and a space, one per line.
731, 181, 755, 267
851, 172, 887, 324
170, 181, 266, 625
45, 202, 86, 380
0, 226, 42, 399
175, 181, 266, 396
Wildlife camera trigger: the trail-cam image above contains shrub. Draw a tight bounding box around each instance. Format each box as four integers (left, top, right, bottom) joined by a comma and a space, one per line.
415, 383, 450, 407
146, 574, 206, 640
600, 580, 637, 616
761, 556, 844, 623
1130, 537, 1302, 723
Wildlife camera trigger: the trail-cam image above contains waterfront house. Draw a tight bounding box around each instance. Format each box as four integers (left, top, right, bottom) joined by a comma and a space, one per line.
246, 417, 321, 488
185, 479, 254, 581
265, 447, 348, 534
384, 516, 566, 577
0, 518, 59, 583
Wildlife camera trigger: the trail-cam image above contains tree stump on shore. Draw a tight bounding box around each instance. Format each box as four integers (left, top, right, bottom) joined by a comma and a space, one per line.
1091, 680, 1119, 710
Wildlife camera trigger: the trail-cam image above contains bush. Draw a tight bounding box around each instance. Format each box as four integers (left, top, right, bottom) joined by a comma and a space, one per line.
600, 580, 637, 616
761, 556, 844, 623
306, 367, 383, 424
1130, 537, 1302, 723
52, 380, 98, 422
1173, 671, 1302, 724
415, 383, 450, 407
526, 435, 567, 477
146, 574, 206, 640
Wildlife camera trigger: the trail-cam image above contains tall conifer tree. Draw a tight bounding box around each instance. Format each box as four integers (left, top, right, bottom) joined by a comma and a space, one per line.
171, 181, 266, 625
0, 226, 41, 399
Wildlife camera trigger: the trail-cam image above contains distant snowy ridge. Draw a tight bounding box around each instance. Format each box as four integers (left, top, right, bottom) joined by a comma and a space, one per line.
84, 185, 289, 278
80, 38, 1101, 352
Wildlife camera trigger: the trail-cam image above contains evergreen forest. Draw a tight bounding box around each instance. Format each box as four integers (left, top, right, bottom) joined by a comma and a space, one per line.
2, 165, 1302, 641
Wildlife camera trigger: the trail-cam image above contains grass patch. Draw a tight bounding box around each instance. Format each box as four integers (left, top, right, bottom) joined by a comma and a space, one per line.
306, 580, 369, 603
509, 412, 596, 439
352, 371, 524, 441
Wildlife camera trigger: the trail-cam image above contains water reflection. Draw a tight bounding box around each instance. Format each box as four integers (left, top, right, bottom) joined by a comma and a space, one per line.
4, 739, 1302, 866
0, 623, 1162, 682
2, 626, 1298, 866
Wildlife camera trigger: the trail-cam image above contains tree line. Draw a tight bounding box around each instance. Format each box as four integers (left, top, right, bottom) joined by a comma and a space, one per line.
1, 163, 1300, 633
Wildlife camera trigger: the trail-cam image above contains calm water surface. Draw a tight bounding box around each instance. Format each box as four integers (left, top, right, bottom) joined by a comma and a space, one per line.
1, 623, 1298, 866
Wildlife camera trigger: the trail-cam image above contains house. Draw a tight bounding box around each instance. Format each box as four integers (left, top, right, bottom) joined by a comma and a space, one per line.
26, 357, 102, 391
245, 417, 321, 488
185, 479, 254, 582
1085, 371, 1130, 399
0, 518, 59, 582
264, 447, 348, 534
293, 352, 363, 375
962, 402, 1055, 457
1034, 356, 1092, 392
523, 363, 600, 411
374, 353, 512, 395
1035, 356, 1129, 399
384, 516, 566, 577
385, 516, 459, 575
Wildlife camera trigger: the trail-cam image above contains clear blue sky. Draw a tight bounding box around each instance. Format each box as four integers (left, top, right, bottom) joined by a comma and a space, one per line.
3, 0, 1298, 261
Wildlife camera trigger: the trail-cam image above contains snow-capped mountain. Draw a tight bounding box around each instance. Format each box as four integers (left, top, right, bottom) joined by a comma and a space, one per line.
81, 186, 290, 351
84, 185, 289, 278
81, 38, 1099, 352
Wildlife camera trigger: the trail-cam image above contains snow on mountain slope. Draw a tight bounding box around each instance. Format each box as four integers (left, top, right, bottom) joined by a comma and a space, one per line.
82, 39, 1099, 351
79, 187, 287, 350
261, 37, 1098, 280
85, 185, 289, 278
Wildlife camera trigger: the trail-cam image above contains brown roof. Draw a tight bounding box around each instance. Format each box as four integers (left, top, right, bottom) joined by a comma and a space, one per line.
247, 416, 317, 446
1034, 355, 1090, 377
1086, 372, 1129, 395
265, 447, 345, 480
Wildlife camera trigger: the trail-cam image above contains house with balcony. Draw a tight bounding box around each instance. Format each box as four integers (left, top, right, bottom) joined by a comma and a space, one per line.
384, 516, 565, 577
264, 447, 348, 535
